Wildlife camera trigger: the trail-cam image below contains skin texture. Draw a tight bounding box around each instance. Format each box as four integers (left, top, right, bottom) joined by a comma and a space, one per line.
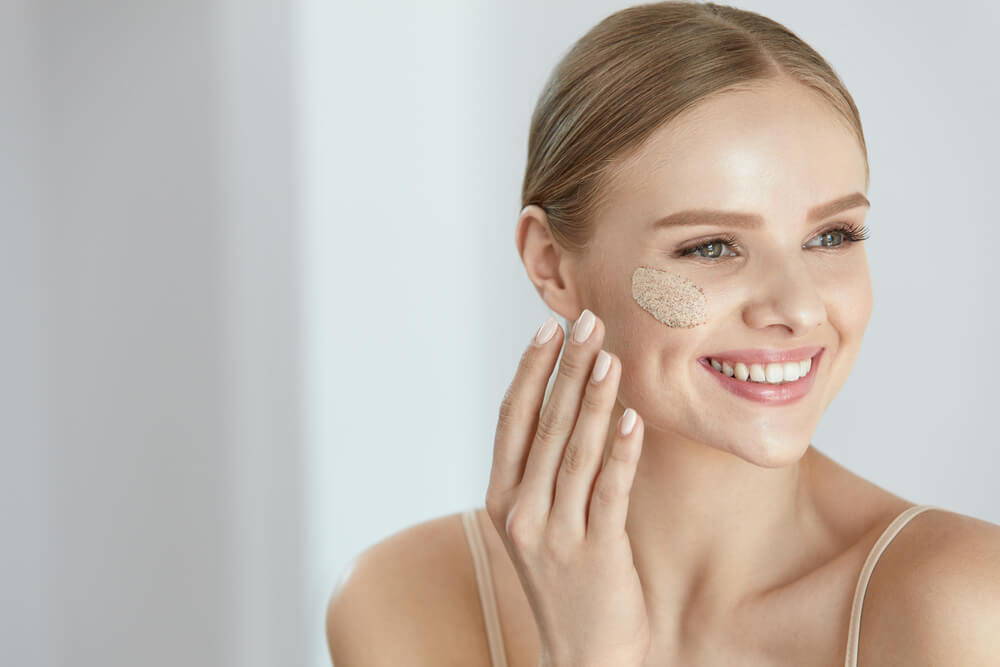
514, 75, 874, 663
631, 266, 708, 328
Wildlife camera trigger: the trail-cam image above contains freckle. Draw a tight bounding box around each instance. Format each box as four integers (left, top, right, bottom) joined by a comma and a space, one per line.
631, 266, 707, 328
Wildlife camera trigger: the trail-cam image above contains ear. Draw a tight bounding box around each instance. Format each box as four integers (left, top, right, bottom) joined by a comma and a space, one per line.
515, 205, 584, 321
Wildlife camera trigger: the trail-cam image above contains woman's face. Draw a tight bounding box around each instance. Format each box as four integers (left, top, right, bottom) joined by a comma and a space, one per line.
578, 79, 872, 467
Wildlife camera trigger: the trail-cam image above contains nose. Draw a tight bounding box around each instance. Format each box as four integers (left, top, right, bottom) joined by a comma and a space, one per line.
741, 252, 827, 336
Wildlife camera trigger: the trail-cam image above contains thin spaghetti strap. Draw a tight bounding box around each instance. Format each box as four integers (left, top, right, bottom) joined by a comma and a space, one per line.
843, 504, 944, 667
462, 509, 510, 667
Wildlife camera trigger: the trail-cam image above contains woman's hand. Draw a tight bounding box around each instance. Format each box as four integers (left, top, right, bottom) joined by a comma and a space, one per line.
485, 309, 650, 667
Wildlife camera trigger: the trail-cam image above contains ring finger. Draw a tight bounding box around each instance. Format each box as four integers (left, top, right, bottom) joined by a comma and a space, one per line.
549, 348, 621, 537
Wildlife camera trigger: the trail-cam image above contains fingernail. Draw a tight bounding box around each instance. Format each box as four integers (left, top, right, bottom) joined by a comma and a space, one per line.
619, 408, 637, 436
591, 350, 611, 382
572, 309, 595, 343
533, 316, 558, 345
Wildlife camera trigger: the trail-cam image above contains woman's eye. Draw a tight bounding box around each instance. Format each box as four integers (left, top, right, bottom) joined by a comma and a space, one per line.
691, 241, 730, 258
680, 226, 859, 260
805, 228, 846, 248
680, 238, 738, 259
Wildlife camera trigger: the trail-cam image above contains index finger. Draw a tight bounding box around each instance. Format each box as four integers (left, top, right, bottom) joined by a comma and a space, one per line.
487, 316, 564, 507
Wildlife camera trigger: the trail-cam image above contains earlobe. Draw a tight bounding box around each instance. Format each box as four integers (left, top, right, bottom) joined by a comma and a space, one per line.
515, 204, 580, 320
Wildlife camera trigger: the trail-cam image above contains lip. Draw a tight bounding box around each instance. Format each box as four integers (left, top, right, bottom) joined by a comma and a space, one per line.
698, 345, 823, 366
698, 348, 824, 406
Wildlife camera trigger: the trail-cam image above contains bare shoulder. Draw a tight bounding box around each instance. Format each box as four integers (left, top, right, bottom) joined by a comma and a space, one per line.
325, 510, 491, 667
858, 508, 1000, 665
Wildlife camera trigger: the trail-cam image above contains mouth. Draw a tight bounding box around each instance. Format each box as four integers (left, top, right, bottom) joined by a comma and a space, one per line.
697, 345, 823, 366
696, 348, 825, 406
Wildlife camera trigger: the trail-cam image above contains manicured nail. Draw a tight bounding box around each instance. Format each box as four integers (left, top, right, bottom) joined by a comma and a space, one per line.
572, 309, 595, 343
533, 316, 558, 345
591, 350, 611, 382
619, 408, 637, 436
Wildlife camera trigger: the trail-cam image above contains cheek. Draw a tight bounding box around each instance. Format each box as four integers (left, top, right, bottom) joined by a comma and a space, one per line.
631, 265, 708, 328
601, 266, 708, 388
822, 255, 874, 330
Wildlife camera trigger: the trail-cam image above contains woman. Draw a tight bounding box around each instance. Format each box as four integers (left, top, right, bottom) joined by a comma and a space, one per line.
327, 3, 1000, 665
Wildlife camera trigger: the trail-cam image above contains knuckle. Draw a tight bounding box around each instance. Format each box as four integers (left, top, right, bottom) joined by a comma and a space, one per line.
593, 475, 624, 506
608, 440, 636, 466
560, 440, 589, 475
535, 408, 572, 442
580, 381, 608, 412
542, 528, 575, 563
555, 350, 584, 378
496, 385, 518, 427
484, 489, 505, 522
505, 508, 539, 550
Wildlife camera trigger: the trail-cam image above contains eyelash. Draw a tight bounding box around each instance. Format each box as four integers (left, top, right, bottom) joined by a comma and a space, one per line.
675, 223, 872, 260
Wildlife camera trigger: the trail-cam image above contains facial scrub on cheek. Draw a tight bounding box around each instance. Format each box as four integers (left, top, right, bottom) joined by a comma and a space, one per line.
631, 265, 707, 328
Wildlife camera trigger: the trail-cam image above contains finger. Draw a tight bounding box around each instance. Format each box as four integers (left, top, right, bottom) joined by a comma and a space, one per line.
518, 309, 604, 520
587, 408, 643, 542
486, 315, 564, 513
549, 349, 620, 537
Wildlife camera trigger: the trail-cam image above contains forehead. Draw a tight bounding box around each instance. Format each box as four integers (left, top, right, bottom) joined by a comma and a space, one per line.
601, 80, 868, 224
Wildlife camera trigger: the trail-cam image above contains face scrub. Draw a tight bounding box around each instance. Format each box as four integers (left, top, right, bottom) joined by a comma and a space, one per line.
631, 265, 707, 328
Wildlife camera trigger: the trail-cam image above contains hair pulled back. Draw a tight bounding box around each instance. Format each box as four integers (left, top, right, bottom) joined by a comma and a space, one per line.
521, 1, 869, 257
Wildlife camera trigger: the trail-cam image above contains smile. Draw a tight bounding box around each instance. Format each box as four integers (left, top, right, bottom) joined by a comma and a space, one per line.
697, 349, 824, 406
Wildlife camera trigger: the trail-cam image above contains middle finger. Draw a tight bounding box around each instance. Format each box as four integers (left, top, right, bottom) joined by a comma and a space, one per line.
517, 308, 604, 520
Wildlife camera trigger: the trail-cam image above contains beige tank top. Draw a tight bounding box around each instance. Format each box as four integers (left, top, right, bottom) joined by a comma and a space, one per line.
461, 504, 941, 667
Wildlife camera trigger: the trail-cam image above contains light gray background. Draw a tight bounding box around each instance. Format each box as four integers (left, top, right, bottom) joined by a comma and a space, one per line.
3, 1, 997, 667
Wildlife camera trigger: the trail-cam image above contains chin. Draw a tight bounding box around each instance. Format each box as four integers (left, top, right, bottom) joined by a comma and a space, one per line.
720, 432, 813, 469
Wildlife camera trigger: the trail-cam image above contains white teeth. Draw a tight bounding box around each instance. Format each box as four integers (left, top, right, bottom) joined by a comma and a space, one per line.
765, 363, 784, 383
708, 355, 814, 384
781, 361, 801, 382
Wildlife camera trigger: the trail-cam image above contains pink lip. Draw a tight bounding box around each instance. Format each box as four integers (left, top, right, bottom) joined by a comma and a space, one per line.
698, 345, 823, 366
698, 349, 824, 406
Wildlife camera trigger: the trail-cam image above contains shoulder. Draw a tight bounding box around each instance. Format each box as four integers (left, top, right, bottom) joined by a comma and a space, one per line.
325, 510, 489, 666
859, 508, 1000, 665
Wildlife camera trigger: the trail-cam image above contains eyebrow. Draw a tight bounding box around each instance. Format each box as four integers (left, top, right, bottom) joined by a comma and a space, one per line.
650, 192, 871, 231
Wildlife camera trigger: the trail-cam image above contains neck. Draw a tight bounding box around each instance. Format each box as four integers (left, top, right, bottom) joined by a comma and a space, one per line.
603, 400, 825, 654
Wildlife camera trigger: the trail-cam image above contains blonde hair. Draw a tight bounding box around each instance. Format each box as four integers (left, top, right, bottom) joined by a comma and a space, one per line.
530, 1, 869, 408
523, 1, 868, 253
